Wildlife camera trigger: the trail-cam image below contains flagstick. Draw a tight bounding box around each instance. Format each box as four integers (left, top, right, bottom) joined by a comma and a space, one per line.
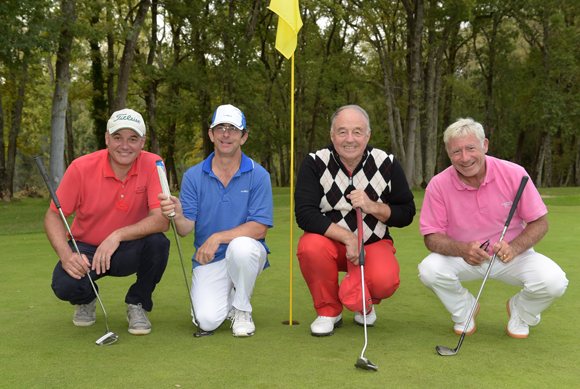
289, 52, 295, 326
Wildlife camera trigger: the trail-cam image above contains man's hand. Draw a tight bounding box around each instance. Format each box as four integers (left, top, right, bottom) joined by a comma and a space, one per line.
347, 190, 391, 223
344, 232, 361, 265
195, 233, 221, 265
158, 193, 182, 218
493, 240, 514, 263
62, 251, 91, 279
347, 190, 373, 214
460, 241, 491, 266
92, 232, 121, 275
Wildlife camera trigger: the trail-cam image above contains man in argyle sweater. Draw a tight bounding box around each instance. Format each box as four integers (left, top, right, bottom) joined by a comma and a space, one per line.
295, 105, 415, 336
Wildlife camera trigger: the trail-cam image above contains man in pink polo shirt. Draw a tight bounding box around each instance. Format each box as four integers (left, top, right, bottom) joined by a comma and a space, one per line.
419, 117, 568, 339
44, 108, 170, 336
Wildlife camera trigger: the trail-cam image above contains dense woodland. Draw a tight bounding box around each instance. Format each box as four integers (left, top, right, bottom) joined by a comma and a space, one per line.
1, 0, 579, 201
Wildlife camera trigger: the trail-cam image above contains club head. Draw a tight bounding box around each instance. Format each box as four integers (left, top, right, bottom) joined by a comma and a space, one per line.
355, 357, 378, 371
95, 331, 119, 346
194, 330, 214, 338
436, 345, 458, 356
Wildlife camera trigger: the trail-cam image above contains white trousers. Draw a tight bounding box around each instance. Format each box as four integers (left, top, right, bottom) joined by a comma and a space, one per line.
191, 237, 267, 331
418, 248, 568, 326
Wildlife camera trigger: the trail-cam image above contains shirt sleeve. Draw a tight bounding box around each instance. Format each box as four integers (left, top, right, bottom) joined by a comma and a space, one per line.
419, 177, 448, 236
384, 156, 416, 228
294, 154, 333, 235
147, 156, 164, 210
247, 168, 274, 228
179, 168, 199, 222
51, 163, 82, 217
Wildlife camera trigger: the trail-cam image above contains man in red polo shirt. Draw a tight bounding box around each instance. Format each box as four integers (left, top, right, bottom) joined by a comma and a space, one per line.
44, 108, 170, 336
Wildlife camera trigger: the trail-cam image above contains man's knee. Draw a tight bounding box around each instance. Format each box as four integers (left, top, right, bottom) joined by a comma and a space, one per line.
196, 311, 226, 332
543, 269, 568, 300
225, 237, 260, 267
418, 253, 447, 288
144, 233, 170, 263
51, 268, 90, 302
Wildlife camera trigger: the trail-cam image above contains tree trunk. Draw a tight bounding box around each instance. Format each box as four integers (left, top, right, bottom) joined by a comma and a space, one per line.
145, 0, 159, 154
543, 129, 552, 187
402, 0, 424, 187
49, 0, 76, 190
113, 0, 151, 111
165, 19, 181, 189
66, 99, 74, 167
0, 90, 6, 198
6, 63, 28, 199
535, 136, 545, 188
90, 9, 107, 150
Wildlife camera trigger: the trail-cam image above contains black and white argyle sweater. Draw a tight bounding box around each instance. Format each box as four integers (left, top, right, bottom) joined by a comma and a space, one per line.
295, 144, 415, 244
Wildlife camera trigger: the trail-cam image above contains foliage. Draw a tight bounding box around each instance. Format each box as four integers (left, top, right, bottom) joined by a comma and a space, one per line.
1, 0, 580, 194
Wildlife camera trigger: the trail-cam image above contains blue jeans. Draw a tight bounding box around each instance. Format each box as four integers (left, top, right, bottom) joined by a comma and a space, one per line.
51, 232, 170, 311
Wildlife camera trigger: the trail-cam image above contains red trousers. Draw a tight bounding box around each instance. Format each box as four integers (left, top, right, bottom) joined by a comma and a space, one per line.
297, 232, 400, 317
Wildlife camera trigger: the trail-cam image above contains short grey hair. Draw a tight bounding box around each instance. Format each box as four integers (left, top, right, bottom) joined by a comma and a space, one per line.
443, 118, 485, 148
330, 105, 371, 133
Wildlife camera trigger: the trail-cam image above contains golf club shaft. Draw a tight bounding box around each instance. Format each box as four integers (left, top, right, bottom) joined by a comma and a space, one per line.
459, 176, 529, 338
34, 156, 112, 333
155, 160, 199, 328
438, 176, 529, 355
356, 208, 369, 358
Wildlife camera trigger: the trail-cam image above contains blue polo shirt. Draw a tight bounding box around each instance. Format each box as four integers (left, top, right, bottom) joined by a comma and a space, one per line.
180, 152, 274, 269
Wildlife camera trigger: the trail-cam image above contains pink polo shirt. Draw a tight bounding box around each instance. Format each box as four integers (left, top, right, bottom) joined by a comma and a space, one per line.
50, 149, 164, 246
420, 156, 547, 250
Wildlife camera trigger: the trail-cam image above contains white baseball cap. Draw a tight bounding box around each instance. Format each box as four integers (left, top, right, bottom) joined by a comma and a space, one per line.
210, 104, 247, 131
107, 109, 146, 137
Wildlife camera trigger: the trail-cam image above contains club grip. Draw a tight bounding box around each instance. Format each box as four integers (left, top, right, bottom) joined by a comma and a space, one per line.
156, 160, 175, 217
505, 176, 529, 228
34, 156, 61, 209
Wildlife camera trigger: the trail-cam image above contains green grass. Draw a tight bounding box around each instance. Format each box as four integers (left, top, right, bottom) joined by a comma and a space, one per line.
0, 187, 578, 388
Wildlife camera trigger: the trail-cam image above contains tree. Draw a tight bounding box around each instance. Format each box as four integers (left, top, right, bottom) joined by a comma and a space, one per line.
49, 0, 77, 190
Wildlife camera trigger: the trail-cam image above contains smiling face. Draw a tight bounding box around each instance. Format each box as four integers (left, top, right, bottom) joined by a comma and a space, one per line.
446, 133, 488, 187
209, 124, 247, 158
330, 108, 370, 171
105, 128, 145, 170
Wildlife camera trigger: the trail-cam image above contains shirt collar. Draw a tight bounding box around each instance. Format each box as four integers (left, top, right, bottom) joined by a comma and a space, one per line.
102, 149, 142, 179
202, 152, 254, 175
449, 155, 493, 190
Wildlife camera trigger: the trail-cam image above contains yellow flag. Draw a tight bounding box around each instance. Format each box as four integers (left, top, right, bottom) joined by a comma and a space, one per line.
270, 0, 303, 59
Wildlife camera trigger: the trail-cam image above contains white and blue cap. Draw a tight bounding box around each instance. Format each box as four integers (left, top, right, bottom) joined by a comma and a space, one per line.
107, 108, 146, 137
210, 104, 247, 132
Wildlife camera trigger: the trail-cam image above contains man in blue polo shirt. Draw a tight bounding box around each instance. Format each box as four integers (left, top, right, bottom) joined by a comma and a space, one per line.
159, 104, 273, 337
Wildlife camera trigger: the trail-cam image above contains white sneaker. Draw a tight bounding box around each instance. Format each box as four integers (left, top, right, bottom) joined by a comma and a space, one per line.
310, 314, 343, 337
354, 306, 376, 327
230, 308, 255, 337
453, 302, 479, 335
507, 296, 529, 339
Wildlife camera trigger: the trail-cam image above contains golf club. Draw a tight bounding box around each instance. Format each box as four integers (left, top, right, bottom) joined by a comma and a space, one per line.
35, 156, 118, 346
436, 175, 529, 356
155, 160, 213, 338
354, 208, 378, 371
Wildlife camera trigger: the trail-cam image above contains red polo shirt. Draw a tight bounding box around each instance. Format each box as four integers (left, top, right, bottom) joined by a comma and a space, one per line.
50, 149, 164, 246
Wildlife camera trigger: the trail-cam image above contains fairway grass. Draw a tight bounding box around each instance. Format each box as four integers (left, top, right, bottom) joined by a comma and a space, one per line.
0, 188, 578, 388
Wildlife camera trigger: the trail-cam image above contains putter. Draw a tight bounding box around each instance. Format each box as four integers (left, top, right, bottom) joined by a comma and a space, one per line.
436, 176, 529, 356
156, 161, 213, 338
35, 156, 118, 346
354, 208, 378, 371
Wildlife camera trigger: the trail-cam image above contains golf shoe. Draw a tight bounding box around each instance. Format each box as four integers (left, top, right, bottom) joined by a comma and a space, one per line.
453, 302, 479, 335
310, 314, 343, 336
507, 296, 529, 338
127, 303, 151, 335
354, 305, 376, 327
230, 308, 255, 337
73, 298, 97, 326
